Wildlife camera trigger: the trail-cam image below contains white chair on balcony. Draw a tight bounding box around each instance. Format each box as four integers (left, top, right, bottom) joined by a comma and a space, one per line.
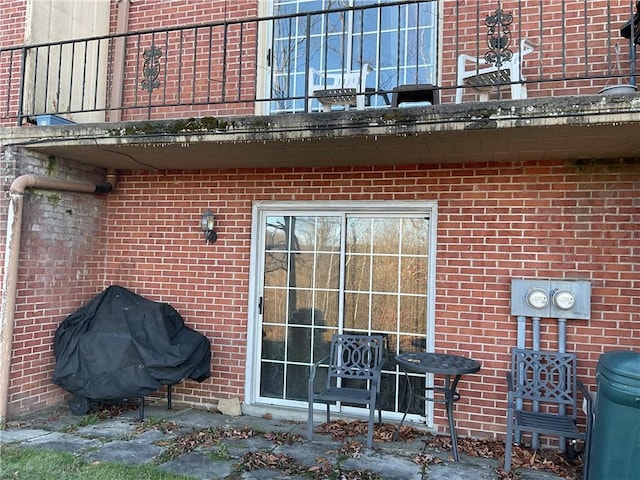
308, 64, 373, 112
455, 39, 536, 103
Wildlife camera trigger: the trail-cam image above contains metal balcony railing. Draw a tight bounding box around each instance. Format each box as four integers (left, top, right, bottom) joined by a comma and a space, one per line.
0, 0, 637, 127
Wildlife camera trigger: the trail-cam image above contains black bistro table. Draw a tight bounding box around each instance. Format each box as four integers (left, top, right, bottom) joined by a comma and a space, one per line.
395, 352, 481, 461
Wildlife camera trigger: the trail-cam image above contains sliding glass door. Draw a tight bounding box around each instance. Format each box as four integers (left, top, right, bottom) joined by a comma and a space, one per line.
250, 201, 437, 420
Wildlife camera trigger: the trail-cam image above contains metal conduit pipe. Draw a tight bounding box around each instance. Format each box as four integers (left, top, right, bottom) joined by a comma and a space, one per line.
531, 316, 542, 450
0, 174, 113, 427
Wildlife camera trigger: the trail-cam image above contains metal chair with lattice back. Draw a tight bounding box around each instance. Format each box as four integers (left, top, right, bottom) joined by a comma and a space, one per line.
504, 348, 592, 479
307, 334, 385, 449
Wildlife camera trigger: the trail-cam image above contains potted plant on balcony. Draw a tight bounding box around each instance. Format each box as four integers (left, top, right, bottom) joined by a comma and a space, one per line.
599, 43, 638, 94
600, 3, 638, 94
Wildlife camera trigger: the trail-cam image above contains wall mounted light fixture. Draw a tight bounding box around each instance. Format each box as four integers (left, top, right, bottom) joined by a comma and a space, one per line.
200, 209, 217, 243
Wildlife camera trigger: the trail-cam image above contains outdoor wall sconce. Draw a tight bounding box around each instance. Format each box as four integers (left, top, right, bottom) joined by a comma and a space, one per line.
200, 209, 217, 243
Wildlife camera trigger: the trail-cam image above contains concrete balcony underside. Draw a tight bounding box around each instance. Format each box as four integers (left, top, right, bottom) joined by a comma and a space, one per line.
4, 95, 639, 171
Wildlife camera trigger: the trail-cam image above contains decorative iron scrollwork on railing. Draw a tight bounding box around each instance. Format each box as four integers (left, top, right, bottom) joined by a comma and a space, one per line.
141, 45, 162, 92
484, 4, 513, 68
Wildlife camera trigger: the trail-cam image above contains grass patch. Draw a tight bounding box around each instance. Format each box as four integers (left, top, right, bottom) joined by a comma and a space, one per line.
77, 413, 100, 427
207, 443, 231, 461
0, 446, 197, 480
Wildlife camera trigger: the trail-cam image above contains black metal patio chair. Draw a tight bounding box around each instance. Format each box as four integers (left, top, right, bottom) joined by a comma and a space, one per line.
307, 334, 385, 449
504, 348, 592, 479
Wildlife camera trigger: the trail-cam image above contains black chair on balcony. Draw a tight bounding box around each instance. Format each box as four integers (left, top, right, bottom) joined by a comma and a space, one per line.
504, 348, 592, 479
307, 334, 385, 449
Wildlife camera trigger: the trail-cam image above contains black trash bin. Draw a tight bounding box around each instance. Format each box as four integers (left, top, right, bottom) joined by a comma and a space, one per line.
588, 350, 640, 480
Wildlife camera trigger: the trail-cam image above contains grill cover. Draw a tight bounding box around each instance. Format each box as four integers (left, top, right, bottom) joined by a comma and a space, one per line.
52, 285, 211, 400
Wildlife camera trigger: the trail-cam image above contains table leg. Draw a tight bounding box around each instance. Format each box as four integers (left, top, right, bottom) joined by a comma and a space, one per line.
444, 374, 463, 461
395, 368, 466, 462
394, 371, 412, 441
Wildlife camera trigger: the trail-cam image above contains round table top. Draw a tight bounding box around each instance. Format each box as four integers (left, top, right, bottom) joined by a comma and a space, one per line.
395, 352, 481, 375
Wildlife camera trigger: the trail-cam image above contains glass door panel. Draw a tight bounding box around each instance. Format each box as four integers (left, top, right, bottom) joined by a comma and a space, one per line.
261, 215, 342, 401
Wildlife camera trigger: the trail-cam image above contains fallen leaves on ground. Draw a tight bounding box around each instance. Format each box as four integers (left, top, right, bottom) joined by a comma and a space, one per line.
5, 402, 139, 429
218, 426, 256, 439
263, 431, 304, 445
315, 418, 422, 442
432, 436, 582, 478
13, 406, 582, 480
154, 425, 257, 462
240, 450, 381, 479
135, 418, 181, 434
340, 440, 365, 458
240, 450, 300, 473
95, 402, 139, 419
501, 444, 583, 479
412, 452, 443, 467
308, 457, 334, 477
315, 420, 583, 479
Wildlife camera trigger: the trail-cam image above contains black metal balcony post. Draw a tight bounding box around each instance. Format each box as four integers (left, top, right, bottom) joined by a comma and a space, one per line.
207, 25, 214, 103
68, 42, 76, 116
191, 27, 199, 105
222, 22, 229, 102
17, 47, 27, 125
55, 44, 62, 114
621, 0, 640, 85
80, 41, 89, 113
305, 13, 312, 113
141, 32, 162, 119
485, 3, 513, 99
238, 22, 245, 101
43, 45, 51, 115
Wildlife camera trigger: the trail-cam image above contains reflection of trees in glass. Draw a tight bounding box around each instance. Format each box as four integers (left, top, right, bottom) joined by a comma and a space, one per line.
265, 216, 299, 311
344, 217, 428, 335
271, 1, 352, 111
271, 0, 437, 111
265, 214, 427, 341
264, 216, 341, 325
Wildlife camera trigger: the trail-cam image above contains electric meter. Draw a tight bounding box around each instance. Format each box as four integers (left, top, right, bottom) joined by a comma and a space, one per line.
526, 288, 549, 309
552, 289, 576, 310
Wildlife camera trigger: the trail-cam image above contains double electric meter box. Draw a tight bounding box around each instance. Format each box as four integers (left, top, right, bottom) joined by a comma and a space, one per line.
511, 278, 591, 319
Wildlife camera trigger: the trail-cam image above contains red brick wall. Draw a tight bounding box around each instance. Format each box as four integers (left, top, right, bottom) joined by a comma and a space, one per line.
0, 1, 25, 49
4, 148, 109, 415
0, 0, 27, 125
93, 158, 638, 439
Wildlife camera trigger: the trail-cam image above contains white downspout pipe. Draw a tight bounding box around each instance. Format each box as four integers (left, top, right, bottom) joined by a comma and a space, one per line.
0, 174, 113, 427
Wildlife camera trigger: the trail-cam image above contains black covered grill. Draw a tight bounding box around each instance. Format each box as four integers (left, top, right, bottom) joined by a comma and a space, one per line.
52, 285, 211, 413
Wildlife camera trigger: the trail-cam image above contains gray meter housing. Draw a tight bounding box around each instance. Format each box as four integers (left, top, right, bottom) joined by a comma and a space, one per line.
511, 278, 591, 319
